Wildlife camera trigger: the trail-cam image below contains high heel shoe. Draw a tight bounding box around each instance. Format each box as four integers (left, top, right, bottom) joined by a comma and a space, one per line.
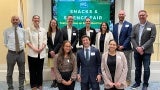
50, 80, 57, 88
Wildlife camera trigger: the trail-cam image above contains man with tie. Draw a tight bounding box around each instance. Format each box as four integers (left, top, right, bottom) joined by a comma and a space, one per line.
112, 10, 132, 86
131, 10, 156, 90
61, 15, 78, 53
3, 16, 25, 90
77, 35, 101, 90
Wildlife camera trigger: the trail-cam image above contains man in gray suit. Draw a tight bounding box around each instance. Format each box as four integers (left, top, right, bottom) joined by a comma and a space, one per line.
131, 10, 156, 90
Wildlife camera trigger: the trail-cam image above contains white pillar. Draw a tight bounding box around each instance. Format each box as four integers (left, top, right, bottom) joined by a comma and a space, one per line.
42, 0, 51, 29
131, 0, 144, 25
123, 0, 132, 22
115, 0, 144, 25
27, 0, 43, 27
115, 0, 124, 23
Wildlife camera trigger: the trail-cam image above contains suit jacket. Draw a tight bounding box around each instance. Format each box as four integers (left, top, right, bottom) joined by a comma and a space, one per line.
79, 27, 96, 46
113, 21, 132, 50
131, 21, 156, 53
101, 51, 128, 89
95, 31, 113, 53
77, 46, 101, 83
61, 26, 78, 52
47, 30, 63, 58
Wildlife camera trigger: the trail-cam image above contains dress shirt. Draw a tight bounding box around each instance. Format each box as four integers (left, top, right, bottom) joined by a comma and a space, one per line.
52, 32, 56, 45
118, 22, 123, 44
86, 30, 90, 37
67, 26, 72, 42
84, 46, 91, 60
3, 26, 25, 51
139, 23, 146, 46
25, 25, 47, 59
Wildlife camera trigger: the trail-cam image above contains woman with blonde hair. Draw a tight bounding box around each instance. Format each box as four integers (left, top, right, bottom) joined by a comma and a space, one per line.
25, 15, 47, 90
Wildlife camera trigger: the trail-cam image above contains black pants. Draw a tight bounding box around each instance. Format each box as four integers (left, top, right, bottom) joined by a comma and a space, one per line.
134, 52, 151, 86
57, 71, 75, 90
28, 55, 44, 88
105, 87, 124, 90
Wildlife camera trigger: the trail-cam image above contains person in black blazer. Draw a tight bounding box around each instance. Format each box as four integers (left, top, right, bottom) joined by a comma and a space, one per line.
79, 17, 97, 47
61, 15, 78, 53
47, 18, 63, 88
77, 35, 101, 90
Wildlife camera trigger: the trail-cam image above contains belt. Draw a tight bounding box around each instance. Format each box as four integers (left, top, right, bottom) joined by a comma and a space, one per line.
8, 50, 24, 54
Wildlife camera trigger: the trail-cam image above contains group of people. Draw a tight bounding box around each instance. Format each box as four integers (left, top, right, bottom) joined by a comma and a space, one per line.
3, 9, 156, 90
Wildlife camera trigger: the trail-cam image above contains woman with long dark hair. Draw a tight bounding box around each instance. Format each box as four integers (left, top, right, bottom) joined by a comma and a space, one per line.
101, 40, 128, 90
47, 18, 63, 88
54, 40, 77, 90
95, 22, 113, 54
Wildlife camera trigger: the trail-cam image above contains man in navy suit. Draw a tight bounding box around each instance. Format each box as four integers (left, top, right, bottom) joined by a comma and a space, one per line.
77, 35, 101, 90
61, 15, 78, 53
112, 10, 132, 85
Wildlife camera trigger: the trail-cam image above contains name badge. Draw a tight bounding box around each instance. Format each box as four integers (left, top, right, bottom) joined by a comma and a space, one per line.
147, 28, 151, 31
91, 52, 95, 56
67, 59, 70, 63
90, 30, 93, 32
125, 25, 129, 27
73, 33, 76, 36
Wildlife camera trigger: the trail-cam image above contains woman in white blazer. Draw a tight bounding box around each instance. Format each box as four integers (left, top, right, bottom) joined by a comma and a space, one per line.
95, 22, 113, 54
101, 40, 128, 90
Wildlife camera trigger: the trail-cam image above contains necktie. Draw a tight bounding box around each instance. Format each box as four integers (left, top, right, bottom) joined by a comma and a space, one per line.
15, 27, 20, 52
86, 49, 89, 61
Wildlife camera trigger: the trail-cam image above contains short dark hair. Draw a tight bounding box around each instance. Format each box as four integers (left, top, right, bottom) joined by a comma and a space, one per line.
109, 39, 117, 45
81, 35, 91, 42
85, 17, 90, 21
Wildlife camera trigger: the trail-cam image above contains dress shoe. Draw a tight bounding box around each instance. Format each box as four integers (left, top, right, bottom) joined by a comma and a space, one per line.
131, 83, 140, 89
142, 86, 147, 90
50, 80, 57, 88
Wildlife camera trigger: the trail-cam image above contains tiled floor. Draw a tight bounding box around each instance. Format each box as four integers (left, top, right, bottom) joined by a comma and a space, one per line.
0, 81, 160, 90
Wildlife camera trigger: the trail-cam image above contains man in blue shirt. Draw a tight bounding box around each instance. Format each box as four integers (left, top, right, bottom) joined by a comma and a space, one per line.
3, 16, 25, 90
112, 10, 132, 86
